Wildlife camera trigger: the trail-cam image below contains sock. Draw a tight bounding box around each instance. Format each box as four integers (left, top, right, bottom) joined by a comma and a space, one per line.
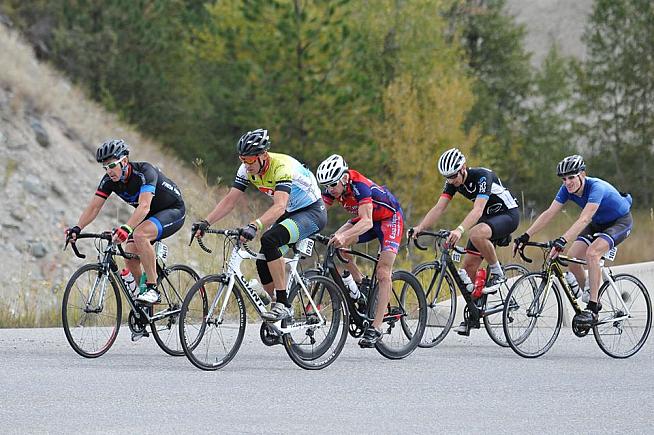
489, 262, 503, 276
587, 301, 599, 314
275, 289, 289, 307
146, 282, 157, 291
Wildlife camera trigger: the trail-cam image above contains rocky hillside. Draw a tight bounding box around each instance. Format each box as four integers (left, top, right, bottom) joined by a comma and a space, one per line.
0, 23, 235, 325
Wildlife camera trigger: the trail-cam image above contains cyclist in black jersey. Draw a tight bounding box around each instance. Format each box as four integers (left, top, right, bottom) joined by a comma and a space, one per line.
65, 139, 186, 304
409, 148, 520, 335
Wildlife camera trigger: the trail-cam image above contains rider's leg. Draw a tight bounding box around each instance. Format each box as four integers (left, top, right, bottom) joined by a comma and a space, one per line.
467, 222, 495, 277
334, 222, 365, 281
371, 250, 396, 330
586, 237, 611, 305
131, 221, 159, 284
260, 224, 291, 307
461, 251, 483, 283
567, 240, 588, 287
124, 241, 142, 283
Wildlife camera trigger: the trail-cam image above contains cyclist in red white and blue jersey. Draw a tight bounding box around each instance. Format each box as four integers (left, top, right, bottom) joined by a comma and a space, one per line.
65, 139, 185, 305
316, 154, 404, 348
514, 155, 633, 326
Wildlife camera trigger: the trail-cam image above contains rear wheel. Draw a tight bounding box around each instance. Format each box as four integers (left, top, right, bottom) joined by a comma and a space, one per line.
375, 270, 427, 359
594, 274, 652, 358
412, 262, 456, 348
179, 274, 244, 371
503, 272, 563, 358
151, 264, 200, 356
62, 264, 121, 358
483, 263, 529, 347
285, 275, 349, 370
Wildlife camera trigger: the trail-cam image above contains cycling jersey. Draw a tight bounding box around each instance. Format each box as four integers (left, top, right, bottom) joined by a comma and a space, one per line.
554, 177, 632, 225
232, 152, 321, 212
441, 167, 518, 215
322, 170, 402, 222
95, 162, 184, 212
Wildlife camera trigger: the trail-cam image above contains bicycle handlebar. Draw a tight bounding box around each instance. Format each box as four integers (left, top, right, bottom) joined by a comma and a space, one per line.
412, 230, 466, 254
189, 228, 258, 257
63, 232, 137, 260
514, 240, 553, 264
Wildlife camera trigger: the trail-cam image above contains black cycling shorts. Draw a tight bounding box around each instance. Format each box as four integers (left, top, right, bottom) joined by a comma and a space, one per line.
577, 212, 632, 249
127, 204, 186, 242
466, 207, 520, 256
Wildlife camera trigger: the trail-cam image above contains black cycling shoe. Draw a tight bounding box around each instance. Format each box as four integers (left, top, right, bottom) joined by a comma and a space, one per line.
453, 321, 471, 336
358, 327, 382, 348
574, 309, 598, 326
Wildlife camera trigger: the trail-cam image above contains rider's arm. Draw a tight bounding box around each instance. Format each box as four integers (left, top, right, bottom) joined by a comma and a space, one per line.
256, 190, 289, 228
75, 195, 106, 229
125, 192, 154, 229
561, 202, 599, 242
416, 196, 450, 230
340, 202, 373, 239
524, 200, 564, 236
458, 196, 486, 232
205, 187, 244, 225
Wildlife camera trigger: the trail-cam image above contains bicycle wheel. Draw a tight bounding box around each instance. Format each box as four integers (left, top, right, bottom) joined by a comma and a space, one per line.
375, 270, 427, 359
62, 264, 122, 358
483, 263, 529, 347
503, 272, 563, 358
151, 264, 201, 356
411, 262, 456, 348
179, 274, 245, 371
593, 273, 652, 358
285, 275, 349, 370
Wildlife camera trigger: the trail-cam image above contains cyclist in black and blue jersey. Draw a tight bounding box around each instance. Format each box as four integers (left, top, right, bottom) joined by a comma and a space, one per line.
409, 148, 520, 335
514, 155, 633, 325
65, 139, 185, 304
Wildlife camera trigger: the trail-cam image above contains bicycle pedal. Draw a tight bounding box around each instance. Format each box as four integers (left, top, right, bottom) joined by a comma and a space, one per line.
131, 331, 149, 342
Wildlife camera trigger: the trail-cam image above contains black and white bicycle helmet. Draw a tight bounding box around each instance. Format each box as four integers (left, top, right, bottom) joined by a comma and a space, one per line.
316, 154, 348, 185
557, 155, 586, 177
437, 148, 466, 177
95, 139, 129, 163
237, 129, 271, 156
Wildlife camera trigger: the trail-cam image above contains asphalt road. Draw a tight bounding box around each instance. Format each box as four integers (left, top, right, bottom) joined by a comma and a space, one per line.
1, 327, 652, 434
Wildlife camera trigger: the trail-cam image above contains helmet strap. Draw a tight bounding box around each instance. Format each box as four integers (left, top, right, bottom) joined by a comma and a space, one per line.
257, 155, 270, 175
119, 161, 131, 183
572, 174, 584, 195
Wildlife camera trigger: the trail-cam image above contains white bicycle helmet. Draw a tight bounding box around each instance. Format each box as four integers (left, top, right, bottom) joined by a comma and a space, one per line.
557, 155, 586, 177
437, 148, 466, 177
316, 154, 348, 185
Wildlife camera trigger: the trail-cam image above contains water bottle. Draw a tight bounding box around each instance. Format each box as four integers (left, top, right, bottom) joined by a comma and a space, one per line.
458, 269, 473, 293
248, 278, 271, 305
120, 269, 137, 296
565, 271, 581, 299
472, 269, 487, 299
342, 271, 360, 300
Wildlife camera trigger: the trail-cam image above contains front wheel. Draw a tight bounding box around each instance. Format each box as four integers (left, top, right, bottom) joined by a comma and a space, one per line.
179, 274, 244, 371
412, 261, 456, 348
285, 275, 349, 370
62, 264, 122, 358
376, 270, 427, 359
151, 264, 201, 356
594, 274, 652, 358
483, 263, 529, 347
503, 272, 563, 358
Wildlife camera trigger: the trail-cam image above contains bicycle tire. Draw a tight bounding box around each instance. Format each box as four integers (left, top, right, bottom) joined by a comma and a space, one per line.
411, 261, 456, 348
62, 264, 122, 358
284, 275, 349, 370
503, 272, 563, 358
375, 270, 427, 359
179, 274, 245, 371
151, 264, 201, 356
593, 273, 652, 358
483, 263, 529, 347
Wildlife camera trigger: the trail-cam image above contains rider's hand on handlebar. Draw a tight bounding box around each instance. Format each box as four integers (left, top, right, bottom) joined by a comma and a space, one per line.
513, 232, 530, 257
445, 227, 463, 248
112, 224, 132, 244
65, 225, 81, 242
549, 236, 567, 259
328, 232, 353, 248
407, 226, 420, 240
192, 219, 210, 238
240, 223, 258, 241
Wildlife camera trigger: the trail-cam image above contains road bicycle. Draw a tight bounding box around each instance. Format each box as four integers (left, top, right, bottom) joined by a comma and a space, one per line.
504, 240, 652, 358
62, 232, 201, 357
410, 230, 528, 348
179, 228, 348, 371
305, 233, 427, 359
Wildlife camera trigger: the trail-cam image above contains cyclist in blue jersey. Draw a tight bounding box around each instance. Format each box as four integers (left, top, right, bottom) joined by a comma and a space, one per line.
65, 139, 186, 304
514, 155, 633, 325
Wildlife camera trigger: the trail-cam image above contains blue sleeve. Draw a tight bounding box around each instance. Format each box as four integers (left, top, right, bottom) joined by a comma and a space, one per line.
554, 185, 569, 204
586, 182, 605, 204
352, 181, 372, 203
476, 169, 492, 199
140, 163, 158, 195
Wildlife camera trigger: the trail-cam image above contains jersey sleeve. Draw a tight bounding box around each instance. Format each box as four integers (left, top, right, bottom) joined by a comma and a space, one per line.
475, 169, 492, 199
139, 163, 158, 195
272, 161, 293, 194
441, 182, 456, 200
554, 184, 569, 204
95, 175, 113, 200
352, 181, 373, 205
232, 164, 250, 192
586, 182, 605, 204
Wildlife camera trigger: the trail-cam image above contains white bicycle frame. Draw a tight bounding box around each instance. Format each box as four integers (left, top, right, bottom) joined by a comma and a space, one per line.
206, 239, 327, 333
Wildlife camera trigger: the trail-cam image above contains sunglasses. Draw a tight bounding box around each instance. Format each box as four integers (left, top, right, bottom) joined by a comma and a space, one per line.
445, 171, 460, 180
239, 155, 259, 165
102, 156, 126, 170
561, 175, 578, 181
323, 180, 340, 189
